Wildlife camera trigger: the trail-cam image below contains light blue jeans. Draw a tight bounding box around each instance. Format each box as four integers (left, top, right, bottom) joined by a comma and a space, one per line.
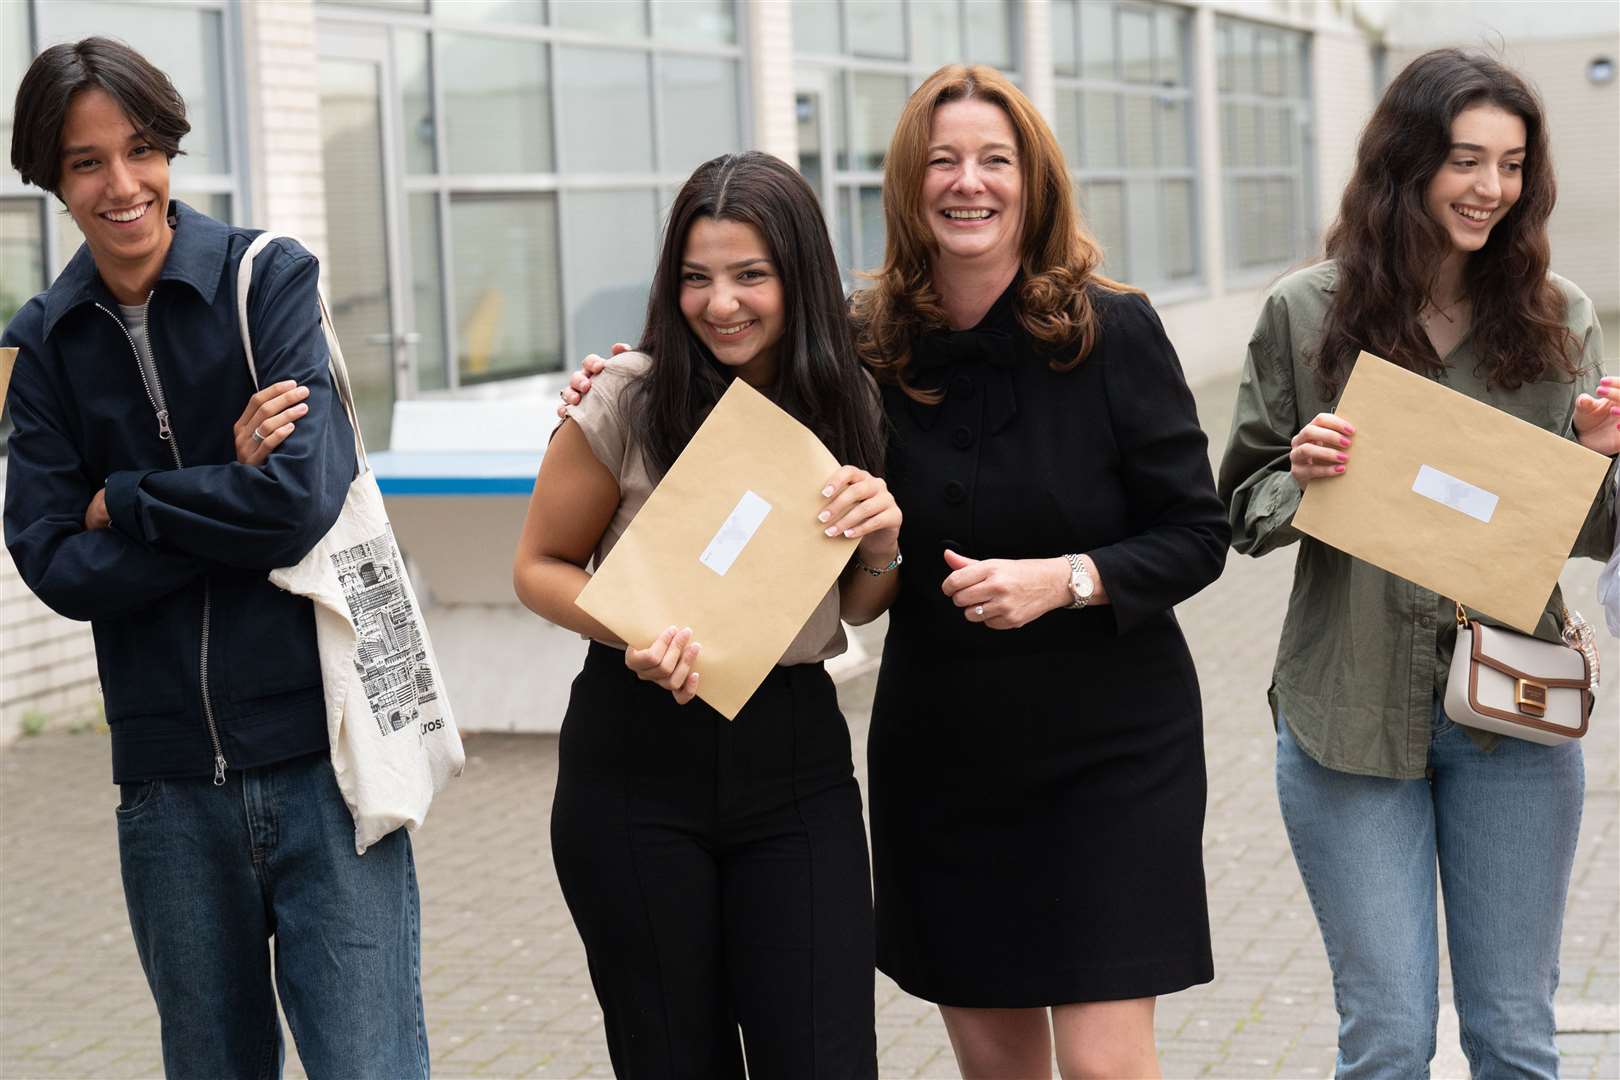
1276, 704, 1582, 1079
115, 752, 429, 1079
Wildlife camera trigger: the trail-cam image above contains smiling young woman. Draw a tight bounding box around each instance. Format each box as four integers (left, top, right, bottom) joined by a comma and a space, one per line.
1219, 49, 1619, 1076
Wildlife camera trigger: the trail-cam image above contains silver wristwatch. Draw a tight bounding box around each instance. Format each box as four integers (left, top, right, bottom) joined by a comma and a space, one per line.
1064, 553, 1094, 609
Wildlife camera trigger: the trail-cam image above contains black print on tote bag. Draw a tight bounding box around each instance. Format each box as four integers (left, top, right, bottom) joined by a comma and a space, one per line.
330, 529, 445, 740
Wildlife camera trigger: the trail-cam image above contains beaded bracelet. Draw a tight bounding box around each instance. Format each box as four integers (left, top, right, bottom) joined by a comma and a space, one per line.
854, 551, 903, 577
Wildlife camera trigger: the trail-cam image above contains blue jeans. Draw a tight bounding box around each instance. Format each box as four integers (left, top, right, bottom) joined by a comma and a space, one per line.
115, 752, 428, 1079
1276, 705, 1581, 1079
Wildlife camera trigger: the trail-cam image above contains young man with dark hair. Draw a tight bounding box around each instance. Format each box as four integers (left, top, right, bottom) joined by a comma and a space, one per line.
3, 37, 429, 1078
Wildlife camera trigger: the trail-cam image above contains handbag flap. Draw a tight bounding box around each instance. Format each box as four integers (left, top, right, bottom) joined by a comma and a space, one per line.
1471, 622, 1589, 688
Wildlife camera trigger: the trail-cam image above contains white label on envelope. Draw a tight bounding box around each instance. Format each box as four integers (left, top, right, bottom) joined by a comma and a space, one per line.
1412, 464, 1498, 524
700, 490, 772, 576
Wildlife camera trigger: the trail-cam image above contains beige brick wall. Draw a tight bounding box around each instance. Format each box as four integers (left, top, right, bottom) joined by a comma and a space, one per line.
0, 460, 102, 738
1311, 29, 1378, 235
1387, 36, 1620, 313
747, 0, 798, 163
239, 0, 329, 261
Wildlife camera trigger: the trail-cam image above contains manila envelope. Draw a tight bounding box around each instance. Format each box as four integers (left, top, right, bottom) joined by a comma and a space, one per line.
0, 347, 15, 414
574, 378, 858, 719
1294, 351, 1611, 633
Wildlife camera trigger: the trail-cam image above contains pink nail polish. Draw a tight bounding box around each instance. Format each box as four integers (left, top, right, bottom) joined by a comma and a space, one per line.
1336, 453, 1347, 463
1335, 465, 1346, 473
825, 526, 839, 536
817, 511, 829, 523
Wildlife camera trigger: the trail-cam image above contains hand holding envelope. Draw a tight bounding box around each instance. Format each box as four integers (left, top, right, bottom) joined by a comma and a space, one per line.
1293, 352, 1611, 632
575, 378, 863, 720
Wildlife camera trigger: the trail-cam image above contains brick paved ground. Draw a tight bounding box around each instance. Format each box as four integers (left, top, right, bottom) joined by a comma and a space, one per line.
2, 373, 1616, 1078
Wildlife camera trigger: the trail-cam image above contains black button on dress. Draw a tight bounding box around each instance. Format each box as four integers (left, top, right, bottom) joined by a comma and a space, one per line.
867, 278, 1231, 1007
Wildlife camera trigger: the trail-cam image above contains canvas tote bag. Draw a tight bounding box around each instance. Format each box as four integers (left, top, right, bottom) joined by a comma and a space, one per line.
236, 233, 464, 853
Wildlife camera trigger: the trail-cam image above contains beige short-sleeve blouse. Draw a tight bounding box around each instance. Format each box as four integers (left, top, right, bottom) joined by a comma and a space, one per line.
562, 351, 847, 665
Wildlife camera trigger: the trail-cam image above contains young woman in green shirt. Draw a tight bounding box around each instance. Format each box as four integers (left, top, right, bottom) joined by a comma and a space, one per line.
1220, 49, 1619, 1078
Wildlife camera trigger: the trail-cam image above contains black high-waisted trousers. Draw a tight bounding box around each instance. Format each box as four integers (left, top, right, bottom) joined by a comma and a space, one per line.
552, 642, 877, 1080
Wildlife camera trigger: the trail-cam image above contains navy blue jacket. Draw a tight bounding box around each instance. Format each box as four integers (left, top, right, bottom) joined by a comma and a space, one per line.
2, 203, 356, 783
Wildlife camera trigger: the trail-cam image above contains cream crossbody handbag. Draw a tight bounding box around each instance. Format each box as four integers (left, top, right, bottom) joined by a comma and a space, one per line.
1444, 603, 1598, 745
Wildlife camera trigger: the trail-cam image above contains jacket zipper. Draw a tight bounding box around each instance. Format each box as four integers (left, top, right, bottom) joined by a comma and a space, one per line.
97, 298, 229, 786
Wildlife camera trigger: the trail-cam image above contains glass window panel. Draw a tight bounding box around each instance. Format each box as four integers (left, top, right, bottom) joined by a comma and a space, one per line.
557, 49, 652, 174
1161, 179, 1195, 279
964, 1, 1013, 69
839, 187, 857, 281
1279, 106, 1298, 166
172, 193, 230, 223
792, 0, 842, 55
1285, 36, 1306, 98
1216, 22, 1233, 92
408, 194, 447, 392
40, 3, 228, 176
1231, 177, 1263, 267
0, 199, 44, 330
915, 4, 964, 68
1079, 0, 1114, 82
1, 0, 30, 169
450, 194, 562, 382
1222, 102, 1259, 168
849, 73, 907, 172
653, 0, 736, 44
566, 190, 656, 357
857, 185, 885, 273
1155, 9, 1187, 87
1259, 104, 1286, 166
1226, 19, 1255, 94
847, 1, 905, 59
1265, 177, 1294, 262
1158, 98, 1189, 168
1122, 94, 1155, 168
441, 35, 551, 174
441, 0, 544, 21
1126, 176, 1157, 282
796, 91, 825, 199
1052, 91, 1081, 168
1119, 7, 1153, 84
1078, 180, 1126, 279
1081, 91, 1120, 170
552, 0, 645, 37
395, 29, 434, 174
1052, 0, 1078, 77
659, 56, 741, 176
1258, 31, 1283, 96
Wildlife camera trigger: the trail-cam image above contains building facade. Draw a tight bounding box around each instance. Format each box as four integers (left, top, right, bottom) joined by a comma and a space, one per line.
2, 0, 1617, 733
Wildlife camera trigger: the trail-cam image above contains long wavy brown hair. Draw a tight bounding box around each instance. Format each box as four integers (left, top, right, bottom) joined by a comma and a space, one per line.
852, 65, 1137, 401
1314, 48, 1577, 398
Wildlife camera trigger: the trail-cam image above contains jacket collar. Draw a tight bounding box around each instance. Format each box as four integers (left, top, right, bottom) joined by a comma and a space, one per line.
42, 200, 229, 338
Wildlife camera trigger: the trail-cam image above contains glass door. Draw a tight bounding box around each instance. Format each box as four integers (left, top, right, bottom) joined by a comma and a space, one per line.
317, 26, 414, 450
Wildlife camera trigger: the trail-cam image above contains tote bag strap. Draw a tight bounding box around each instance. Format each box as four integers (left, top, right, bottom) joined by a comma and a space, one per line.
235, 232, 370, 471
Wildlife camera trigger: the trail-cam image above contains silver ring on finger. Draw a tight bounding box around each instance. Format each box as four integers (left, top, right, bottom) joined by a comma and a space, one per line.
251, 427, 267, 444
974, 605, 985, 617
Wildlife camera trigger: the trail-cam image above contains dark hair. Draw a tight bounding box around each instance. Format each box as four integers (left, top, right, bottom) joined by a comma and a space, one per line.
632, 152, 886, 478
1315, 48, 1576, 398
10, 37, 189, 198
852, 64, 1139, 402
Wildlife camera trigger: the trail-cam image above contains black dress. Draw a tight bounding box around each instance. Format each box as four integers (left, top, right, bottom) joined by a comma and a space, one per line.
867, 278, 1230, 1008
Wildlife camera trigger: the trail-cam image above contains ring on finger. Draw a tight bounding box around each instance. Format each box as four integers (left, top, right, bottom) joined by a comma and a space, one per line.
974, 605, 985, 617
251, 427, 267, 444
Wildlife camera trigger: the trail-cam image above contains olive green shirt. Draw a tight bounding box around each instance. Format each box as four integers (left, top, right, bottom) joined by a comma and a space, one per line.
1218, 261, 1618, 779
